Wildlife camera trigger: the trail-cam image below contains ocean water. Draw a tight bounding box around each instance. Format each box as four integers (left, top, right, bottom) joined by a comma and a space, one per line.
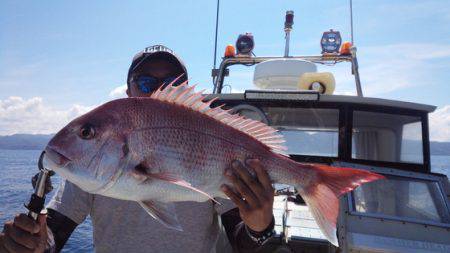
0, 149, 449, 252
0, 150, 93, 252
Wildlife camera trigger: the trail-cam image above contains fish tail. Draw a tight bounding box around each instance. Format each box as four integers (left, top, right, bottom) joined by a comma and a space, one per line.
296, 164, 384, 246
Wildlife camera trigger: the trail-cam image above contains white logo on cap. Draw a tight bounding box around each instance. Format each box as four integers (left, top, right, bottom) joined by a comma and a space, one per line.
144, 45, 173, 54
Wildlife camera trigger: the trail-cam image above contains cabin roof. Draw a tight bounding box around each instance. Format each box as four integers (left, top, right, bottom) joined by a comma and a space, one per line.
211, 93, 437, 113
320, 95, 436, 112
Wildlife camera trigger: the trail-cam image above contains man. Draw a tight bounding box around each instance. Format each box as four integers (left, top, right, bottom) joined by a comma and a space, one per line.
0, 45, 275, 253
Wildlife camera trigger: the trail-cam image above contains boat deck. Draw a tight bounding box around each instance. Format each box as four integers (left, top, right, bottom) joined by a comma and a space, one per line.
273, 196, 326, 240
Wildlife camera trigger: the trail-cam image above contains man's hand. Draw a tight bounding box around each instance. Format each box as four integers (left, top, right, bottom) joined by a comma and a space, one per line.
221, 158, 274, 232
0, 214, 48, 253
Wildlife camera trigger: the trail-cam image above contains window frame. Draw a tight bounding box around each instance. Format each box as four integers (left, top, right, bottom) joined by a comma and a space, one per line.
263, 106, 341, 159
347, 105, 430, 173
214, 98, 431, 173
347, 168, 450, 228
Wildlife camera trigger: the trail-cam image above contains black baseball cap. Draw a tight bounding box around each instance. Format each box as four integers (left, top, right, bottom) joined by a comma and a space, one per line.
126, 45, 188, 88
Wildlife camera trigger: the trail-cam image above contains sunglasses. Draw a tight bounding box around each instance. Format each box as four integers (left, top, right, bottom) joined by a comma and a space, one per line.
133, 75, 184, 94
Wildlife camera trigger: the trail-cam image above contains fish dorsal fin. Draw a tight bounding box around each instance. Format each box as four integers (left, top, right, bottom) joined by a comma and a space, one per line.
150, 78, 287, 154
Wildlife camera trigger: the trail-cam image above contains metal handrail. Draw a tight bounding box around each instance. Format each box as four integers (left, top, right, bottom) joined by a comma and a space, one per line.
212, 54, 363, 97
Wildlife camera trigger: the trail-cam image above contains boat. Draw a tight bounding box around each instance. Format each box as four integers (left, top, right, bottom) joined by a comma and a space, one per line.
209, 8, 450, 253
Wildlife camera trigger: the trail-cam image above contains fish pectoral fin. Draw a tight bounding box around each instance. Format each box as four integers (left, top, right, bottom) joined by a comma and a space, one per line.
147, 172, 221, 205
132, 163, 221, 204
138, 200, 183, 231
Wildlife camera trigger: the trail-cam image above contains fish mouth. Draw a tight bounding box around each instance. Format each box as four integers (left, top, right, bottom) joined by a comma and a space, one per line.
44, 146, 72, 167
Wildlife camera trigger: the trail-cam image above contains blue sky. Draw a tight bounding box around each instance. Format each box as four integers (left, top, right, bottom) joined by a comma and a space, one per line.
0, 0, 449, 140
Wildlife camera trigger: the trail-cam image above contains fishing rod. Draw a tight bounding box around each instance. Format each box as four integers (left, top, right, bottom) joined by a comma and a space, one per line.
25, 151, 54, 221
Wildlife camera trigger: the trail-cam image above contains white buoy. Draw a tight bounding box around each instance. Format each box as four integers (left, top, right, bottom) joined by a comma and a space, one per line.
298, 72, 335, 95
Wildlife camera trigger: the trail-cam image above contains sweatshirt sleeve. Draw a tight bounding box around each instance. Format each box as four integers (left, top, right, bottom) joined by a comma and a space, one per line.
46, 180, 93, 225
221, 208, 275, 253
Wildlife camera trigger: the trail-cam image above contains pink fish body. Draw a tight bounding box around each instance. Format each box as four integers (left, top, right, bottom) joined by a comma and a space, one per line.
44, 81, 384, 246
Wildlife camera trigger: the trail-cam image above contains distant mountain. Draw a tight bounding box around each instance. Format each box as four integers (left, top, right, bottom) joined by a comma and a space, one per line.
431, 141, 450, 156
0, 134, 53, 150
0, 133, 449, 156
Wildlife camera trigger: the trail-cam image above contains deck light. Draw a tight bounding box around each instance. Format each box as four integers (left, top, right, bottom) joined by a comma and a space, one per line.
321, 29, 342, 54
224, 44, 236, 58
236, 33, 254, 55
245, 90, 319, 101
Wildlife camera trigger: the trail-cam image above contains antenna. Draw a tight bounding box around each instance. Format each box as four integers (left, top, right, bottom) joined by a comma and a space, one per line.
349, 0, 363, 97
212, 0, 220, 84
350, 0, 354, 45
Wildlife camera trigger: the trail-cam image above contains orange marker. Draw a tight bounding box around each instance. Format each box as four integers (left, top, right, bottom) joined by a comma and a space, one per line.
340, 41, 352, 55
224, 44, 236, 58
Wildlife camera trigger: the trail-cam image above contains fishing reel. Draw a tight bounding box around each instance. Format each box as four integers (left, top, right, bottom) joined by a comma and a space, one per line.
25, 151, 54, 221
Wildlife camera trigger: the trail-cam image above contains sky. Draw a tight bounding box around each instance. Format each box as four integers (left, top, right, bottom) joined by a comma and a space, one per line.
0, 0, 449, 141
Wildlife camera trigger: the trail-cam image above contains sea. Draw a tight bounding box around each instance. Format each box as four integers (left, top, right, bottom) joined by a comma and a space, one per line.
0, 149, 449, 252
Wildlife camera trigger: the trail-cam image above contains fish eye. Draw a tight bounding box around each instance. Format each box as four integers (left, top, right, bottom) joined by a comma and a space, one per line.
79, 124, 95, 140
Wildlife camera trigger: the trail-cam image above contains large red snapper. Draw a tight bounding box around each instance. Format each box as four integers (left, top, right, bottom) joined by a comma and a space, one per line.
43, 81, 384, 246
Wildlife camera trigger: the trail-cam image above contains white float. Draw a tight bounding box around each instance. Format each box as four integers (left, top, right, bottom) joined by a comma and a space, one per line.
298, 72, 335, 95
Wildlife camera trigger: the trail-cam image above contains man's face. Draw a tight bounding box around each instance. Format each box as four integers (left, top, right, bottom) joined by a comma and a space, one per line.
127, 59, 180, 97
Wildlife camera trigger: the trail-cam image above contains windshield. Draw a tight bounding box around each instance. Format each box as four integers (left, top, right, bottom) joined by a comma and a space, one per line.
220, 62, 353, 94
261, 107, 339, 157
221, 65, 256, 93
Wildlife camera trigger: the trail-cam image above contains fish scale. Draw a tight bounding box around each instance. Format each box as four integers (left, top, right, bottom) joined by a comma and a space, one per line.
44, 80, 385, 246
130, 127, 257, 196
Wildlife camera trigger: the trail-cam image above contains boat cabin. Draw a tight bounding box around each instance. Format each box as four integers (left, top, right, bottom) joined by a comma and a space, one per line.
210, 52, 450, 252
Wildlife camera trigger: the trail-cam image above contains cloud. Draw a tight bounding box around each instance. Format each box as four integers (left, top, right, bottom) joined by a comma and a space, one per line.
360, 58, 419, 96
203, 42, 450, 98
1, 96, 449, 142
325, 43, 450, 96
333, 90, 355, 96
0, 59, 49, 90
364, 43, 450, 61
0, 96, 94, 135
376, 1, 450, 23
109, 84, 127, 98
429, 105, 450, 142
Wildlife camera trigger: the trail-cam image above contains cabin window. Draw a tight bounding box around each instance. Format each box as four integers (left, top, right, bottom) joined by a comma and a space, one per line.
221, 65, 256, 93
263, 107, 339, 157
400, 121, 423, 163
352, 111, 423, 164
351, 176, 450, 224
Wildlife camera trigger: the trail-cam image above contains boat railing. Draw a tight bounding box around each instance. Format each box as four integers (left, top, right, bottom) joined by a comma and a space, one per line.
212, 54, 362, 96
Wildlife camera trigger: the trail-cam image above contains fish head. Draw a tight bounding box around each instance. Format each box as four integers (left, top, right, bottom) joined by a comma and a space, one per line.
44, 100, 132, 193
